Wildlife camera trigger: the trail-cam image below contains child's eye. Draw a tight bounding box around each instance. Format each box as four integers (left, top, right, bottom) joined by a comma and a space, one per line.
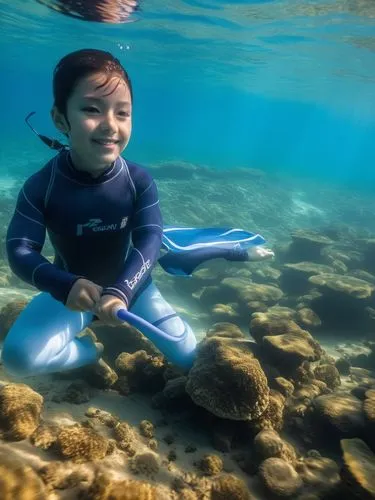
118, 111, 130, 117
82, 106, 99, 113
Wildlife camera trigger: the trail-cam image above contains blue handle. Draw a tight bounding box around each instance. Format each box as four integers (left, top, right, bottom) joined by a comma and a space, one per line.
116, 308, 188, 343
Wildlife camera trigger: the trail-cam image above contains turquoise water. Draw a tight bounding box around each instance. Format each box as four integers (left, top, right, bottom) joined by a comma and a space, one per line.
1, 0, 375, 187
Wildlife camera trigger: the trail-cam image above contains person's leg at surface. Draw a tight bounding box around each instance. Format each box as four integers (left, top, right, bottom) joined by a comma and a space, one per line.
1, 291, 99, 377
129, 281, 196, 367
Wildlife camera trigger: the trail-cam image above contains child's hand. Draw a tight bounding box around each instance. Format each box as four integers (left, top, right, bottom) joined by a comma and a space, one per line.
66, 278, 103, 312
94, 295, 127, 326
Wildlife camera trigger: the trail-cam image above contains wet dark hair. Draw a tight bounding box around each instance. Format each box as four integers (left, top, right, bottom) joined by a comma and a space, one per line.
53, 48, 133, 117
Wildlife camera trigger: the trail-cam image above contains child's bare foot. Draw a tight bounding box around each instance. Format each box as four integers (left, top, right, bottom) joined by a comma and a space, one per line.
246, 246, 275, 261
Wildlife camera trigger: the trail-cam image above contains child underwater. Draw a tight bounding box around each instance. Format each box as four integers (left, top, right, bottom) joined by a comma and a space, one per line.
3, 49, 274, 376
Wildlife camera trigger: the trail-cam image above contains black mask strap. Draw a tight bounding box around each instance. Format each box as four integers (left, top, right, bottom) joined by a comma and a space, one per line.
25, 112, 68, 151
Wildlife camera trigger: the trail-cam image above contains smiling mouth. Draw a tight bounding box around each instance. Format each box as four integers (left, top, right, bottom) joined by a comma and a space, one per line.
93, 139, 119, 145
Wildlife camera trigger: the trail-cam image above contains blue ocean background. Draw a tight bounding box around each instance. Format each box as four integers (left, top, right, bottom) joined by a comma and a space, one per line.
1, 0, 375, 191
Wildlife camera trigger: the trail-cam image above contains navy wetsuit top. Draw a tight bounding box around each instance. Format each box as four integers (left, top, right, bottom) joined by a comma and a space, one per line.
6, 150, 163, 307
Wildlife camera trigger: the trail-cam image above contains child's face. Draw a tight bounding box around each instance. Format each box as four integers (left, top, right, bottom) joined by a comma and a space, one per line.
62, 72, 132, 175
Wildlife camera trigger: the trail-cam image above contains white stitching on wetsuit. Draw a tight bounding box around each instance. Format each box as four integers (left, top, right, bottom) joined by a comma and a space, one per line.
135, 200, 159, 214
44, 157, 56, 209
15, 209, 44, 227
122, 157, 136, 200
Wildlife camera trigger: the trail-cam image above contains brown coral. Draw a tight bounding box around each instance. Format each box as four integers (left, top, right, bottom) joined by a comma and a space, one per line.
0, 445, 48, 499
254, 429, 297, 465
0, 383, 43, 440
309, 273, 375, 299
0, 300, 28, 341
81, 472, 159, 499
312, 394, 365, 438
341, 438, 375, 498
113, 421, 136, 455
129, 451, 160, 476
251, 390, 285, 433
221, 278, 283, 306
186, 336, 269, 420
30, 421, 60, 450
56, 424, 109, 463
139, 420, 154, 439
114, 350, 165, 392
199, 454, 223, 476
272, 377, 295, 397
262, 330, 322, 370
38, 461, 87, 490
314, 364, 341, 390
250, 315, 305, 344
258, 457, 303, 497
211, 474, 254, 499
206, 322, 245, 339
295, 455, 340, 494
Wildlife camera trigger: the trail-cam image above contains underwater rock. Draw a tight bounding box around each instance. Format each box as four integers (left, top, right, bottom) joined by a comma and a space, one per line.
211, 474, 254, 500
284, 229, 334, 264
262, 330, 323, 371
341, 438, 375, 499
313, 364, 341, 390
56, 423, 109, 463
38, 461, 88, 491
363, 390, 375, 447
296, 307, 321, 329
186, 336, 269, 421
295, 455, 341, 495
271, 377, 295, 398
30, 421, 60, 450
252, 265, 281, 285
350, 269, 375, 284
0, 299, 28, 341
129, 451, 160, 476
312, 394, 366, 439
113, 421, 136, 455
198, 454, 223, 476
0, 445, 48, 499
163, 376, 187, 399
211, 303, 240, 321
80, 472, 160, 500
139, 420, 154, 439
251, 390, 286, 433
309, 273, 375, 299
0, 383, 43, 440
114, 350, 165, 393
206, 322, 245, 339
85, 407, 119, 428
254, 429, 297, 465
335, 357, 351, 375
258, 457, 303, 497
250, 314, 304, 344
280, 262, 333, 295
221, 277, 283, 306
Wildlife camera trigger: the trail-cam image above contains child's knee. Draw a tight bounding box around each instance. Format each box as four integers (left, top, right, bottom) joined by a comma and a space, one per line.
1, 342, 37, 377
157, 315, 192, 338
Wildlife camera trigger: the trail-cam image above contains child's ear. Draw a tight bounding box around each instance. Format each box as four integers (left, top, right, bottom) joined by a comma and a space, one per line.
51, 106, 69, 136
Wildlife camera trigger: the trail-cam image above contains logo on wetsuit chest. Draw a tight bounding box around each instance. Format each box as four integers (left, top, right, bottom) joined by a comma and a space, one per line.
76, 217, 128, 236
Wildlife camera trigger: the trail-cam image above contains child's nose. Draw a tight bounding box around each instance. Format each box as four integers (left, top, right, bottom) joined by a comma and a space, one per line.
101, 113, 117, 131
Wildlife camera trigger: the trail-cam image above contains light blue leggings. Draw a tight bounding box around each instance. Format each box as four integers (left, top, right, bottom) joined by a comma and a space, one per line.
1, 282, 194, 377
